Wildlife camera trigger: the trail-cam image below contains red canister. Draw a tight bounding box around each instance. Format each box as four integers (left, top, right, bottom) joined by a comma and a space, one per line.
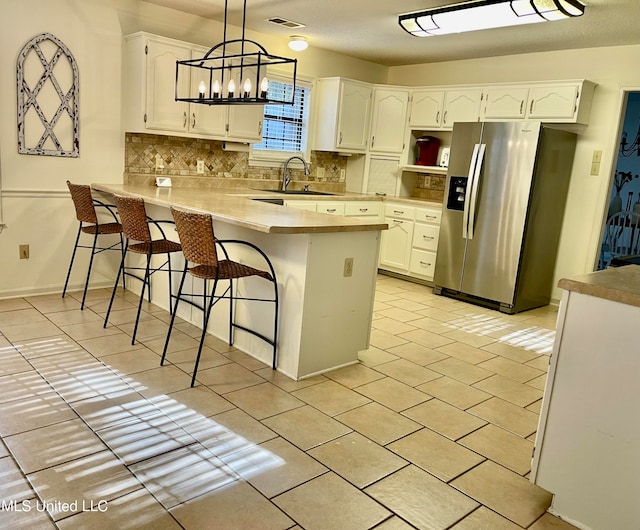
415, 136, 440, 166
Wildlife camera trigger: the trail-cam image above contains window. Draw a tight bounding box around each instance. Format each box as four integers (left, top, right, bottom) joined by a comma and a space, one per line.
251, 77, 311, 162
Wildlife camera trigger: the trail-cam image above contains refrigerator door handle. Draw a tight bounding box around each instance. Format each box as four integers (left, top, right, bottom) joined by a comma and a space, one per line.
467, 143, 486, 240
462, 143, 481, 239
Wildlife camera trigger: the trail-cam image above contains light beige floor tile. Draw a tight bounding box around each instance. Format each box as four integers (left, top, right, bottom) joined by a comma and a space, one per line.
529, 512, 581, 529
124, 365, 193, 397
4, 418, 107, 474
409, 316, 460, 335
397, 328, 455, 349
451, 460, 552, 528
262, 405, 352, 450
369, 328, 410, 350
0, 498, 57, 529
527, 374, 548, 390
1, 320, 63, 342
526, 399, 543, 414
324, 362, 385, 388
357, 346, 399, 367
417, 376, 492, 410
372, 317, 418, 335
0, 308, 47, 327
436, 341, 497, 364
163, 345, 231, 374
0, 455, 36, 502
28, 451, 141, 521
143, 329, 199, 355
56, 487, 182, 530
291, 380, 370, 417
403, 399, 487, 440
0, 298, 31, 312
226, 436, 327, 498
482, 341, 541, 363
115, 317, 170, 342
354, 377, 431, 412
71, 390, 157, 432
429, 357, 494, 385
335, 402, 422, 445
416, 305, 462, 322
388, 428, 485, 482
309, 432, 407, 488
478, 356, 545, 383
450, 506, 522, 529
97, 409, 196, 465
473, 374, 543, 407
196, 362, 265, 394
224, 350, 269, 371
101, 348, 163, 375
373, 359, 441, 387
161, 386, 234, 420
224, 382, 304, 420
60, 320, 123, 342
467, 397, 539, 438
13, 335, 82, 360
442, 328, 497, 348
366, 465, 479, 529
0, 348, 34, 377
525, 354, 551, 371
0, 391, 78, 437
0, 371, 52, 404
459, 424, 533, 475
130, 443, 239, 507
386, 341, 450, 365
274, 472, 390, 530
79, 332, 147, 357
385, 298, 430, 312
171, 479, 294, 529
254, 367, 327, 392
202, 408, 277, 455
45, 308, 103, 327
374, 516, 416, 529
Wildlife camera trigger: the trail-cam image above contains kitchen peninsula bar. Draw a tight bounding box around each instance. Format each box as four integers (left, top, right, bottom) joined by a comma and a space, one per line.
92, 183, 387, 380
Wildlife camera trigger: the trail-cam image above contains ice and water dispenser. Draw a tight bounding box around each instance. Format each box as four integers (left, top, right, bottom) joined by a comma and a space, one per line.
446, 176, 468, 211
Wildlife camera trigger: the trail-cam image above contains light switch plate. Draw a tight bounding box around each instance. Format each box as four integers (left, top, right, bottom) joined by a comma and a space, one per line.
155, 177, 172, 187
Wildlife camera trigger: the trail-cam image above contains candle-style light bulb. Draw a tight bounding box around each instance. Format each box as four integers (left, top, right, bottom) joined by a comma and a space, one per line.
260, 77, 269, 99
212, 79, 220, 98
198, 80, 206, 99
243, 78, 252, 98
228, 79, 236, 98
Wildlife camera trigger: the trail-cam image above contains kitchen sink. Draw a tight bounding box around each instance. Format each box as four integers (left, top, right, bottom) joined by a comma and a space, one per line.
251, 197, 284, 205
257, 189, 335, 196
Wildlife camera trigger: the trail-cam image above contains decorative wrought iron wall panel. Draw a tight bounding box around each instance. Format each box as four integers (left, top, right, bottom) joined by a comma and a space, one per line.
17, 33, 79, 157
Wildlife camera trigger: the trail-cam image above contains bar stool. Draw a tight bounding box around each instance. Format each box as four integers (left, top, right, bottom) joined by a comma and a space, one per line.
161, 206, 278, 387
103, 194, 182, 345
63, 181, 124, 309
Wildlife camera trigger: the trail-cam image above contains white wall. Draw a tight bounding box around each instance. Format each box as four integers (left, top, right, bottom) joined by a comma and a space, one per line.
0, 0, 386, 299
388, 45, 640, 300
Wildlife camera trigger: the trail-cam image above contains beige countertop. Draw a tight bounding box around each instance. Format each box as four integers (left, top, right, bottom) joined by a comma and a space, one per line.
558, 265, 640, 308
92, 183, 393, 235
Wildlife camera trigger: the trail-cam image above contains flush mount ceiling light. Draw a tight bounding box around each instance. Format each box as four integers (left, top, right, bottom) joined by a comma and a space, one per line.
399, 0, 585, 37
175, 0, 297, 106
288, 36, 308, 51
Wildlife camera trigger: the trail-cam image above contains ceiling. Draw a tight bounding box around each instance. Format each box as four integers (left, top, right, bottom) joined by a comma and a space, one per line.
142, 0, 640, 66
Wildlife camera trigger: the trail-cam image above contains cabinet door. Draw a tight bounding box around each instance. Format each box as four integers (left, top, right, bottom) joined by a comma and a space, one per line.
146, 39, 191, 132
380, 218, 413, 270
369, 88, 409, 154
527, 84, 579, 120
409, 249, 437, 279
228, 105, 263, 141
409, 89, 445, 128
441, 88, 483, 129
337, 80, 372, 151
188, 49, 227, 137
483, 87, 529, 120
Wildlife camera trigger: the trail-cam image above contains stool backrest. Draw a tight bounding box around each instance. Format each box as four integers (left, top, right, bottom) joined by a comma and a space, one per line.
171, 207, 218, 266
114, 194, 152, 242
67, 181, 97, 224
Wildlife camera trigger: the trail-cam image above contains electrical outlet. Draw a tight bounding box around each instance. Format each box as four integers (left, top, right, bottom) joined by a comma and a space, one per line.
316, 167, 325, 179
344, 257, 353, 277
590, 162, 600, 176
340, 169, 346, 181
197, 160, 205, 174
19, 244, 29, 259
592, 150, 602, 163
155, 155, 164, 171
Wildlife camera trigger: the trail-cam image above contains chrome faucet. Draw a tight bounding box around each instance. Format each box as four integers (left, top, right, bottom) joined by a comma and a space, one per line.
282, 156, 310, 191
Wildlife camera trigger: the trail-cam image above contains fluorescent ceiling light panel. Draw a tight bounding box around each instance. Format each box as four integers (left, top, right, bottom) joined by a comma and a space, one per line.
399, 0, 585, 37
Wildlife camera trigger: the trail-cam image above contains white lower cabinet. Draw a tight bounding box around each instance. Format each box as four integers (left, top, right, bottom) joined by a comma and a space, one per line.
344, 201, 383, 220
317, 202, 346, 216
284, 200, 317, 211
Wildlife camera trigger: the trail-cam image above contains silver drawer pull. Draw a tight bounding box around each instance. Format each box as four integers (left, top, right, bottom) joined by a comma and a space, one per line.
393, 220, 404, 224
422, 235, 434, 240
359, 208, 369, 212
419, 261, 432, 266
425, 215, 438, 220
326, 208, 336, 212
393, 210, 405, 214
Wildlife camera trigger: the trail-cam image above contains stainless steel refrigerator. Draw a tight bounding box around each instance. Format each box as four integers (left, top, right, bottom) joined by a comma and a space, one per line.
433, 121, 577, 313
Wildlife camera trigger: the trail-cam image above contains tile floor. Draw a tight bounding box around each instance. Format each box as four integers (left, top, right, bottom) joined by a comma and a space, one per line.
0, 275, 579, 529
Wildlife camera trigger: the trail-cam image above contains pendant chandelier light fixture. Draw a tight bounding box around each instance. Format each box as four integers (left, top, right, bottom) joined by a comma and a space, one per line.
399, 0, 585, 37
175, 0, 297, 106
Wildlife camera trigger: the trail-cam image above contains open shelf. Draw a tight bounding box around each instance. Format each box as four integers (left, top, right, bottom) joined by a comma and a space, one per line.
400, 164, 447, 175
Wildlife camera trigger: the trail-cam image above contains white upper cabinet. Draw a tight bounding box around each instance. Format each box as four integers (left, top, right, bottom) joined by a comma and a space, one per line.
313, 77, 372, 153
409, 89, 445, 128
124, 33, 262, 142
369, 87, 409, 154
441, 88, 484, 129
482, 86, 529, 120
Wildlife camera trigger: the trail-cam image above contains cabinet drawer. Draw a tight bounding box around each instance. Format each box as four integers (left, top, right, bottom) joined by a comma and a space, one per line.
317, 202, 346, 215
285, 200, 317, 211
384, 203, 415, 220
409, 249, 437, 279
415, 207, 441, 225
345, 201, 383, 217
413, 223, 440, 251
